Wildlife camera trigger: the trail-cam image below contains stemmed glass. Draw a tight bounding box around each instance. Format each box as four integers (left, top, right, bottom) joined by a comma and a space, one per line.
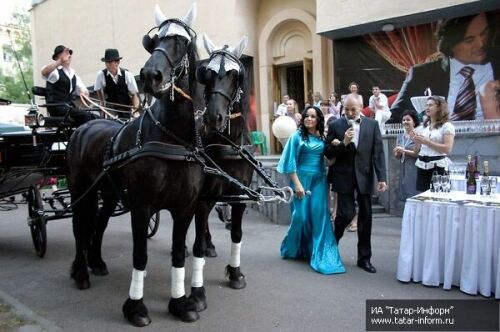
441, 174, 450, 193
490, 177, 498, 198
431, 172, 440, 193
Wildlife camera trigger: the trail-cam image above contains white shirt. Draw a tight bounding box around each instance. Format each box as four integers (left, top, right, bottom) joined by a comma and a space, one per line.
94, 67, 139, 94
415, 122, 455, 170
41, 65, 87, 95
447, 58, 494, 120
368, 93, 389, 113
275, 103, 287, 116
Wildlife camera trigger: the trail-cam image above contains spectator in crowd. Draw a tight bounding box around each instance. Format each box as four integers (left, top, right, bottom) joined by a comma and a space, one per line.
348, 82, 364, 108
275, 94, 290, 117
389, 12, 500, 123
369, 86, 391, 133
320, 100, 334, 135
41, 45, 96, 126
313, 91, 323, 107
325, 94, 387, 274
277, 106, 345, 275
286, 98, 301, 124
329, 92, 342, 118
393, 110, 421, 200
94, 48, 140, 120
411, 96, 455, 192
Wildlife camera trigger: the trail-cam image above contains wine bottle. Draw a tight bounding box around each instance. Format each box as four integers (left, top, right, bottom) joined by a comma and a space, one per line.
473, 155, 480, 179
465, 155, 472, 179
466, 161, 477, 195
480, 161, 490, 196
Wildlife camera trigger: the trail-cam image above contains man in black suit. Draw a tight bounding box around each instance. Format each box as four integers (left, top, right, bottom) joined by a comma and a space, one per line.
388, 12, 500, 123
325, 94, 387, 273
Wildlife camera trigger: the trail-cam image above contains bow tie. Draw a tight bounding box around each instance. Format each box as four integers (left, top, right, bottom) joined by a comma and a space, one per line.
346, 117, 361, 124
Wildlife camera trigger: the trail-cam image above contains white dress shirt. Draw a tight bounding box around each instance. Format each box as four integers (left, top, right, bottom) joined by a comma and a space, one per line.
94, 67, 139, 94
447, 58, 494, 120
41, 65, 87, 95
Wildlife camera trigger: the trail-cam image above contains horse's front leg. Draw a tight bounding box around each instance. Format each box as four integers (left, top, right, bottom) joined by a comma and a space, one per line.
225, 203, 246, 289
197, 202, 217, 257
122, 208, 151, 327
168, 212, 200, 322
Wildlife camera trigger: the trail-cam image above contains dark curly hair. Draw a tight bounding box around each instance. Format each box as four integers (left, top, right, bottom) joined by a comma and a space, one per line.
298, 106, 325, 142
436, 12, 493, 57
401, 109, 420, 128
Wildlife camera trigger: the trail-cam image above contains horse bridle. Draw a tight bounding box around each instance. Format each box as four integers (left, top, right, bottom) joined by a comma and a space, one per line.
147, 19, 197, 100
203, 48, 244, 132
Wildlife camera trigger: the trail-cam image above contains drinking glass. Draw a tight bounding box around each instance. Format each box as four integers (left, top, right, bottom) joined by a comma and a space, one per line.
490, 177, 498, 197
441, 174, 450, 193
431, 172, 440, 193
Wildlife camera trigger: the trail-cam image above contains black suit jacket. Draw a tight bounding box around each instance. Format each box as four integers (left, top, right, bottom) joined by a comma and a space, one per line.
325, 117, 386, 195
388, 48, 500, 123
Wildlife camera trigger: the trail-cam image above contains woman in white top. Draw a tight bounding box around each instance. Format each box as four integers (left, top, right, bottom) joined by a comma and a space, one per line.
411, 96, 455, 192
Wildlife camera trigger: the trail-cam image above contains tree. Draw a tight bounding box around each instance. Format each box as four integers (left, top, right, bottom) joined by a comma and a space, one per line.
0, 8, 33, 104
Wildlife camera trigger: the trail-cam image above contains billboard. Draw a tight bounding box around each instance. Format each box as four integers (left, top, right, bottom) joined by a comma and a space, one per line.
334, 10, 500, 123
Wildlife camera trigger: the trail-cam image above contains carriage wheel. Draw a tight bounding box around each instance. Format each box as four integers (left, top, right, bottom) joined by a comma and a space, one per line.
147, 212, 160, 238
27, 186, 47, 257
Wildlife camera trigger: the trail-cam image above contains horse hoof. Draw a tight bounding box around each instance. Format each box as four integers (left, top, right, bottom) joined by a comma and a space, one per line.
168, 296, 200, 322
90, 266, 109, 276
204, 247, 217, 258
123, 298, 151, 327
225, 265, 246, 289
74, 279, 91, 290
188, 287, 207, 312
229, 277, 246, 289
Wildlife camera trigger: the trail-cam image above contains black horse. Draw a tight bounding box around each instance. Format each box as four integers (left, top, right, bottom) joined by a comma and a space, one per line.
67, 4, 208, 326
194, 34, 254, 289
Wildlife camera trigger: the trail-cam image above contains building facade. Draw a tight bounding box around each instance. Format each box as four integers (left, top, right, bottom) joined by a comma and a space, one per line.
30, 0, 500, 153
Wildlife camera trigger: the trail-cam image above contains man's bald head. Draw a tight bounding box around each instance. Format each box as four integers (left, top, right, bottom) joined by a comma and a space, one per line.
343, 94, 362, 119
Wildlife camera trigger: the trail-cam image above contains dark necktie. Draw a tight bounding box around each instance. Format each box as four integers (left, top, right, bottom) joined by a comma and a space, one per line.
452, 66, 476, 120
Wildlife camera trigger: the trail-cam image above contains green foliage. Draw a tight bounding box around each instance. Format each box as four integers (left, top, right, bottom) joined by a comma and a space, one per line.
0, 8, 33, 104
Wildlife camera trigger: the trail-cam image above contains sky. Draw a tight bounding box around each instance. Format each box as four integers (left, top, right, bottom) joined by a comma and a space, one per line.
0, 0, 31, 25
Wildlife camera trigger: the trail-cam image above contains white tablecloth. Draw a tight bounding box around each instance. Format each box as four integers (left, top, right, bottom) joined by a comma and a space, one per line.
397, 191, 500, 299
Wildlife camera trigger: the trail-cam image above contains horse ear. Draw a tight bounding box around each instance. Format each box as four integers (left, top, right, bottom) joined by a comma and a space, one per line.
229, 35, 248, 59
154, 4, 167, 26
202, 33, 217, 55
142, 34, 158, 54
182, 2, 197, 27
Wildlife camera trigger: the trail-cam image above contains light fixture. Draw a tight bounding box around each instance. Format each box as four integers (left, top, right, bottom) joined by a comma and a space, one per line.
382, 23, 395, 32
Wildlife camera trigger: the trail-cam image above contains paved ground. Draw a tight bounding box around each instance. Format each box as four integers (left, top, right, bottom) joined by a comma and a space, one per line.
0, 203, 493, 332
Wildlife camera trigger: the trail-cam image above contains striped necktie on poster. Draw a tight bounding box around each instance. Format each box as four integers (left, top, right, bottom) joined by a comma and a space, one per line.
452, 66, 476, 120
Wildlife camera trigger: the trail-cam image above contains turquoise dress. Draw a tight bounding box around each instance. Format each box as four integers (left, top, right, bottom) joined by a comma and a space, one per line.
277, 131, 345, 274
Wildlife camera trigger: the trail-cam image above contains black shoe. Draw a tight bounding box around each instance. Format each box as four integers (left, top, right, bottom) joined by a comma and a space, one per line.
357, 260, 376, 273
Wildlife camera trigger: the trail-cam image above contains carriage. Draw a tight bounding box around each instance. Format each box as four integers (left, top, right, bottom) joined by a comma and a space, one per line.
0, 88, 160, 258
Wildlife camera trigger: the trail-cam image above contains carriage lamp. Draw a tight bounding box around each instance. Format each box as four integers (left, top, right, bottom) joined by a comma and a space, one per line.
272, 115, 297, 147
24, 106, 45, 128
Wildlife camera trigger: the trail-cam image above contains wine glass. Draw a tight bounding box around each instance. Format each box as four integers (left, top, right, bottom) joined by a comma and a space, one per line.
431, 172, 439, 193
489, 177, 498, 197
441, 174, 450, 193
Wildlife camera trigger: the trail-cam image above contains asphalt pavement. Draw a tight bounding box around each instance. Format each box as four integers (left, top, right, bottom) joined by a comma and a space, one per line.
0, 203, 491, 332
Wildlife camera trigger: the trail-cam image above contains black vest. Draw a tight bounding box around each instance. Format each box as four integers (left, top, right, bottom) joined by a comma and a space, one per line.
103, 68, 131, 106
45, 68, 76, 106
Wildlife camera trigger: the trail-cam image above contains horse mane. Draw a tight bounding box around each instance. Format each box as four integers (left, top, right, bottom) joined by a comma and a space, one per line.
187, 35, 201, 104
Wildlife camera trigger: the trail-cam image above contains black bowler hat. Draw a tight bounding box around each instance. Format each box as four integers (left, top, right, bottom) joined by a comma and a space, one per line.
52, 45, 72, 60
101, 48, 122, 62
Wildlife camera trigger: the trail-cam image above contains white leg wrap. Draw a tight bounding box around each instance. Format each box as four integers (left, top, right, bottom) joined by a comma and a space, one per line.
229, 242, 241, 268
191, 257, 205, 288
129, 268, 145, 300
171, 267, 185, 299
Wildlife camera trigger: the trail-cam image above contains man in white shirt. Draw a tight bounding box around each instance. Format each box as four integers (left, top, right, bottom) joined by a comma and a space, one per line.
275, 94, 289, 117
94, 49, 140, 119
368, 86, 391, 133
41, 45, 95, 126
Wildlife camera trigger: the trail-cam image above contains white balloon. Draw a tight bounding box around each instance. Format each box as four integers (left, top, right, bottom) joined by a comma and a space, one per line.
272, 116, 297, 139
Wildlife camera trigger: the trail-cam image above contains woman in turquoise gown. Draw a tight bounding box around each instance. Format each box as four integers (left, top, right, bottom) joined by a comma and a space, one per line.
277, 106, 345, 274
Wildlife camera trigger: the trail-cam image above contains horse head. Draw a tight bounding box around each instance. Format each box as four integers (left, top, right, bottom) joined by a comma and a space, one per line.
197, 34, 248, 133
140, 3, 197, 98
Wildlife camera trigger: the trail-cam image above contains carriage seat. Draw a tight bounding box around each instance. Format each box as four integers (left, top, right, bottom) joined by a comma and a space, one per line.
32, 86, 77, 128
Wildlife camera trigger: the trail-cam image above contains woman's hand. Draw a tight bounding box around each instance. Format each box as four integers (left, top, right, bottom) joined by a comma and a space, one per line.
412, 133, 427, 145
331, 139, 341, 146
294, 184, 305, 199
393, 145, 403, 158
